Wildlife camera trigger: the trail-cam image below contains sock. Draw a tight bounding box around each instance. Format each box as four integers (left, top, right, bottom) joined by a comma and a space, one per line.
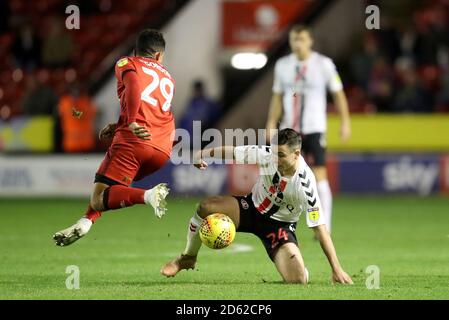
103, 185, 145, 210
317, 180, 333, 233
76, 217, 93, 233
183, 212, 204, 256
84, 204, 102, 223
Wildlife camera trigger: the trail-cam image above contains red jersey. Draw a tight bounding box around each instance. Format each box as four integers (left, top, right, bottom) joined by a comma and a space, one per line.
113, 56, 175, 157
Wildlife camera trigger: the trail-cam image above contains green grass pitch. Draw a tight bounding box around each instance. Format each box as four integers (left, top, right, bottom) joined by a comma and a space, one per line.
0, 195, 448, 300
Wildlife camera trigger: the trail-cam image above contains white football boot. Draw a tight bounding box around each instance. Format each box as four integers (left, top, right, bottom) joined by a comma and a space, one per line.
144, 183, 170, 219
53, 183, 169, 246
53, 217, 92, 247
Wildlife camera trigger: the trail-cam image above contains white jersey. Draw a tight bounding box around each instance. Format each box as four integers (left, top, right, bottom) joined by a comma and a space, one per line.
234, 145, 326, 227
273, 51, 343, 134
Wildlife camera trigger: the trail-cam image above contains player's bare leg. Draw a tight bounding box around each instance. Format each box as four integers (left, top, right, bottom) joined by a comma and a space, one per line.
53, 182, 169, 246
161, 195, 240, 277
274, 242, 309, 284
313, 166, 332, 233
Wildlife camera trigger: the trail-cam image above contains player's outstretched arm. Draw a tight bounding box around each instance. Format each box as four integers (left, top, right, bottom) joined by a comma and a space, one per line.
193, 146, 236, 170
313, 224, 353, 285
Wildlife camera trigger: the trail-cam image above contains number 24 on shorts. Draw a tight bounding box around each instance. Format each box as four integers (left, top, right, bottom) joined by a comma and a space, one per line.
266, 228, 289, 249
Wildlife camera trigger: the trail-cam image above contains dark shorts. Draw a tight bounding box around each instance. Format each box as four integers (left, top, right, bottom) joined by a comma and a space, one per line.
301, 133, 326, 167
234, 194, 298, 261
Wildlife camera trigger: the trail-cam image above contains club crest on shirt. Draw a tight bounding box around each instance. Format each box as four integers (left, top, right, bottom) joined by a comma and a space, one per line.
273, 183, 282, 193
240, 199, 249, 210
117, 58, 129, 67
307, 207, 320, 222
121, 176, 131, 184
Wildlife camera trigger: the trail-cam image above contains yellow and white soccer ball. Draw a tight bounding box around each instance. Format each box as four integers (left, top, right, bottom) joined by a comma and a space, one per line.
199, 213, 236, 249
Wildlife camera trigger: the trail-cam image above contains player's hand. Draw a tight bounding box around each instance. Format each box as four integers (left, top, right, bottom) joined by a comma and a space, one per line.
193, 150, 208, 170
340, 121, 351, 143
194, 159, 208, 170
99, 123, 117, 140
332, 269, 353, 285
129, 122, 151, 140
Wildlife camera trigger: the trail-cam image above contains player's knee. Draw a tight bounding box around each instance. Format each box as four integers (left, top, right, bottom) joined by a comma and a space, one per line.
284, 270, 309, 284
284, 274, 308, 284
196, 200, 212, 218
197, 197, 222, 218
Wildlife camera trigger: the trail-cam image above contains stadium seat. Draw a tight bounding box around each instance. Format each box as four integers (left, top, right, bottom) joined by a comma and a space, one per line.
2, 0, 168, 115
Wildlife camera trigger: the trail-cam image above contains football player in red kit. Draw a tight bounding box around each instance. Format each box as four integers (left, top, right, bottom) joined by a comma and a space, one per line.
53, 29, 175, 246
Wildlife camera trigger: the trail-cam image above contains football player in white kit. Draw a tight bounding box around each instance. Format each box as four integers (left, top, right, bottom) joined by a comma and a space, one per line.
161, 129, 353, 284
266, 25, 351, 233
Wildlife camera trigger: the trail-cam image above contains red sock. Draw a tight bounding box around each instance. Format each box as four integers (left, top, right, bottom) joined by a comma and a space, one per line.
103, 185, 145, 210
84, 204, 102, 223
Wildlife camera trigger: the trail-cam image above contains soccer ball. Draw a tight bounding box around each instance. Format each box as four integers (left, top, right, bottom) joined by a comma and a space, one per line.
199, 213, 236, 249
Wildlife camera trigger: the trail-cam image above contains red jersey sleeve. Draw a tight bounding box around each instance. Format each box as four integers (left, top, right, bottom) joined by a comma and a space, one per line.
115, 57, 140, 124
122, 70, 141, 124
115, 57, 137, 80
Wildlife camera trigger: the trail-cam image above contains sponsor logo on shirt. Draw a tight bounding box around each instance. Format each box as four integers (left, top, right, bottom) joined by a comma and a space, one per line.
240, 198, 249, 210
117, 58, 129, 67
307, 207, 320, 222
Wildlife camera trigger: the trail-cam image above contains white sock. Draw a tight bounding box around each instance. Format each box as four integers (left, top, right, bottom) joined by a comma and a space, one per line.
317, 180, 333, 233
304, 267, 309, 284
183, 212, 203, 256
76, 217, 92, 235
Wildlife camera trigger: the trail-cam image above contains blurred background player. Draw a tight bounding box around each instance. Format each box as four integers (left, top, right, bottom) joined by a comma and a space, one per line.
178, 80, 222, 149
266, 25, 351, 233
162, 129, 353, 285
53, 29, 175, 246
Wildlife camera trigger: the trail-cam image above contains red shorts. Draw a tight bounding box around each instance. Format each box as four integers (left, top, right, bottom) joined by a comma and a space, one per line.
96, 142, 169, 186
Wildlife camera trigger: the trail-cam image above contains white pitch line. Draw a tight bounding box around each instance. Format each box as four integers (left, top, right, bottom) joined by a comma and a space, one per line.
225, 243, 254, 254
161, 243, 254, 257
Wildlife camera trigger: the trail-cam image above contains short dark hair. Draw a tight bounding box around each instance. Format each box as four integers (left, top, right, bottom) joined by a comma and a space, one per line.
135, 29, 165, 57
290, 24, 311, 36
272, 128, 302, 150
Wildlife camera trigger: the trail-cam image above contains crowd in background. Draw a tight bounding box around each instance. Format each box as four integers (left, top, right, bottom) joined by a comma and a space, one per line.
0, 0, 448, 154
0, 0, 178, 153
0, 1, 137, 153
344, 0, 449, 113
